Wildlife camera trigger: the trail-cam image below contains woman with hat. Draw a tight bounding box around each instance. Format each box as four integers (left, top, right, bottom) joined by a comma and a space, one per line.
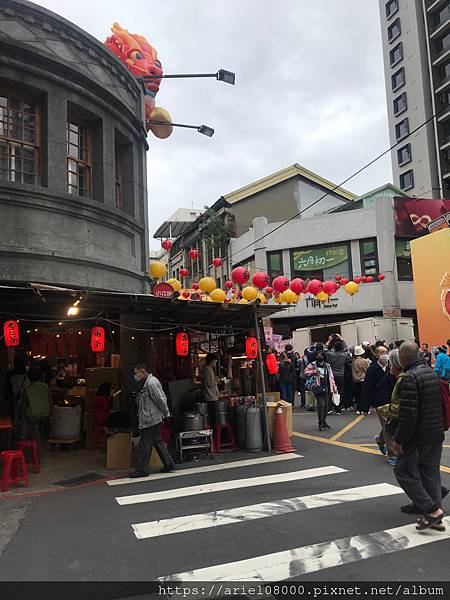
352, 346, 370, 414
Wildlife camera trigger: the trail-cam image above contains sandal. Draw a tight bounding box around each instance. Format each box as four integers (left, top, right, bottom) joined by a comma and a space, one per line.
431, 520, 446, 532
416, 512, 445, 531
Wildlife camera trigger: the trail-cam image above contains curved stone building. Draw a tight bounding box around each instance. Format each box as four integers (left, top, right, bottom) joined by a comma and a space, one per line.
0, 0, 150, 292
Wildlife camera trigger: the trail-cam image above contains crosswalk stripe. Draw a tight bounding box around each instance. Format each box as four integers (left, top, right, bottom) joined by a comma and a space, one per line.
115, 465, 347, 506
108, 453, 302, 487
158, 517, 450, 581
132, 482, 402, 539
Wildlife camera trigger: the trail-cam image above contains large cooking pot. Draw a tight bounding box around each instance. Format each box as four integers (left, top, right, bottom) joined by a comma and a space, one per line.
182, 411, 204, 432
194, 402, 208, 416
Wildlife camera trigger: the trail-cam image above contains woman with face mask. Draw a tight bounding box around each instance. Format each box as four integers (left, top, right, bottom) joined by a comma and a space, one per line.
359, 346, 396, 417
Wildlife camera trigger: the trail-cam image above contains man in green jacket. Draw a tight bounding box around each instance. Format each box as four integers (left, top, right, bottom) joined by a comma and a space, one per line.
25, 367, 52, 450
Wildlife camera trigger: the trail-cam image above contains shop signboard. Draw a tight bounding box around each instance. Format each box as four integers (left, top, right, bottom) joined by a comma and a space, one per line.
292, 246, 348, 271
394, 197, 450, 237
427, 211, 450, 233
152, 283, 174, 298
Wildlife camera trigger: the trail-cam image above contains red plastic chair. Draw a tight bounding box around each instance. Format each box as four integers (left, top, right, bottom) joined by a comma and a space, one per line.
17, 439, 40, 474
213, 423, 236, 452
1, 450, 28, 492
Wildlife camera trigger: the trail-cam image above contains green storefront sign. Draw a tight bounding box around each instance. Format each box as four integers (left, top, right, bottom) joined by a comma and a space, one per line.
292, 245, 348, 271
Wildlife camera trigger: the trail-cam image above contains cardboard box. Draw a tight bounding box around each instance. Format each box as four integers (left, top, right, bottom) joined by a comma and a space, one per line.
106, 432, 132, 469
266, 400, 293, 440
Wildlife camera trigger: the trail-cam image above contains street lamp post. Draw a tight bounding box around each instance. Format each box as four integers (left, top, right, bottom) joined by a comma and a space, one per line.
148, 120, 214, 137
142, 69, 235, 85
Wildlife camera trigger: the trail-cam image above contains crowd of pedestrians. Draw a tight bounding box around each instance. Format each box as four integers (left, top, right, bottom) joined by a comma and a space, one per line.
269, 335, 450, 532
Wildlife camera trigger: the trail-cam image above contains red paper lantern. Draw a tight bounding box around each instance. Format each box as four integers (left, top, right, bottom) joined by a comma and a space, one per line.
188, 249, 199, 260
180, 268, 189, 278
378, 273, 385, 281
213, 257, 222, 267
192, 282, 200, 290
91, 327, 105, 353
340, 278, 349, 286
335, 275, 341, 281
182, 291, 190, 299
266, 353, 278, 375
272, 276, 290, 293
361, 276, 367, 283
246, 336, 258, 359
161, 239, 173, 251
366, 275, 374, 283
307, 279, 323, 295
225, 280, 233, 289
3, 320, 19, 347
232, 266, 250, 285
266, 286, 273, 295
322, 280, 337, 295
290, 278, 305, 295
353, 276, 362, 285
252, 271, 270, 290
176, 332, 189, 357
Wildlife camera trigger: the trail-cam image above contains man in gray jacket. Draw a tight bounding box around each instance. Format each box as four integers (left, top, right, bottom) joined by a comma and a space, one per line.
129, 364, 175, 478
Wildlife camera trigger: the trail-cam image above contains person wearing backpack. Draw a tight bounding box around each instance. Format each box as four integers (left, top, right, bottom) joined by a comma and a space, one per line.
304, 352, 338, 431
391, 341, 446, 531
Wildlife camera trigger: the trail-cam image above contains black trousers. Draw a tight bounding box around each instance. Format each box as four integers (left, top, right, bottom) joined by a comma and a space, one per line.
316, 394, 328, 427
394, 443, 443, 514
137, 423, 174, 473
298, 377, 306, 407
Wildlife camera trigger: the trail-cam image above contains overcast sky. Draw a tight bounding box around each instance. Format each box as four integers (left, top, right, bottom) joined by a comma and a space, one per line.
36, 0, 392, 248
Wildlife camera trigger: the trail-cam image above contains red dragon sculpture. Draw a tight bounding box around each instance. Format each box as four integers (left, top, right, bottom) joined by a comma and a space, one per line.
105, 22, 173, 138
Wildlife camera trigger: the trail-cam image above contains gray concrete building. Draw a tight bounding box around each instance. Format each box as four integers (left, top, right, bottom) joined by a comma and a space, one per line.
379, 0, 450, 199
229, 183, 415, 336
0, 0, 150, 292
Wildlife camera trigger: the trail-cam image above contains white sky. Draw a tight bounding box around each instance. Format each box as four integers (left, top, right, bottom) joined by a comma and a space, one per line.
34, 0, 392, 249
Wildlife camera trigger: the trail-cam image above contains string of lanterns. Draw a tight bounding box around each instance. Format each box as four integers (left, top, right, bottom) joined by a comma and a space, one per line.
149, 256, 386, 306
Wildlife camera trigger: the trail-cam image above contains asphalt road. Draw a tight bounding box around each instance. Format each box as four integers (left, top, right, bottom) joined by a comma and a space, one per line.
1, 411, 450, 587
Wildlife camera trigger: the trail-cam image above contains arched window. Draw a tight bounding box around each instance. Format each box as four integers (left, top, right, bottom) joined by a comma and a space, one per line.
0, 93, 39, 185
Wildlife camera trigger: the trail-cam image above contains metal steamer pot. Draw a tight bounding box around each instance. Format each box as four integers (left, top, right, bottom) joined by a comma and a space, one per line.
194, 403, 210, 428
214, 400, 229, 425
182, 411, 204, 431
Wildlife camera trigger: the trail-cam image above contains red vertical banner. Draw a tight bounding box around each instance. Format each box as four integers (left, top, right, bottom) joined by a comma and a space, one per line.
56, 335, 65, 356
47, 334, 56, 357
69, 333, 78, 357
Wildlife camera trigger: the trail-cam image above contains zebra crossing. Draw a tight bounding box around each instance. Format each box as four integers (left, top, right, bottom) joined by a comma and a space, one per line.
109, 452, 450, 582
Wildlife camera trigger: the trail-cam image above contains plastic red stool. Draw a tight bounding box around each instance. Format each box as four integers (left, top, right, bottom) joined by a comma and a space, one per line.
214, 423, 236, 452
91, 425, 106, 449
17, 439, 40, 474
1, 450, 28, 492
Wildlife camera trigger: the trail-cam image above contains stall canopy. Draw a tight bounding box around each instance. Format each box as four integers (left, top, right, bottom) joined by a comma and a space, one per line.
0, 282, 285, 331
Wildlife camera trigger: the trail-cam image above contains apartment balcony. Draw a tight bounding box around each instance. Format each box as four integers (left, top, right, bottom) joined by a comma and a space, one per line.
433, 45, 450, 66
438, 105, 450, 122
427, 0, 448, 13
430, 10, 450, 39
435, 72, 450, 94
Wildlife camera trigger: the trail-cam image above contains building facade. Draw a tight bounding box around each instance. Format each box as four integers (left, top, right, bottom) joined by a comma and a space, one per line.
379, 0, 450, 199
159, 164, 356, 288
0, 0, 150, 292
229, 183, 416, 336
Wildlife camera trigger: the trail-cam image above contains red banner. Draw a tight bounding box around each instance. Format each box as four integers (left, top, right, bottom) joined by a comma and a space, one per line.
394, 197, 450, 237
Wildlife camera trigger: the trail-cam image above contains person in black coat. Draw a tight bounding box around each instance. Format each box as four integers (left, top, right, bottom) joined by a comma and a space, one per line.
360, 346, 395, 415
392, 341, 445, 530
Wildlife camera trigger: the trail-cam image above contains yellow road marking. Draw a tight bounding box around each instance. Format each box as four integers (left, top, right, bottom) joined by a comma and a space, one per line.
292, 431, 450, 474
330, 415, 365, 441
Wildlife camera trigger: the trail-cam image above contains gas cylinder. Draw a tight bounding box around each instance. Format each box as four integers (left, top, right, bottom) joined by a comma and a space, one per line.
245, 401, 263, 452
236, 400, 248, 448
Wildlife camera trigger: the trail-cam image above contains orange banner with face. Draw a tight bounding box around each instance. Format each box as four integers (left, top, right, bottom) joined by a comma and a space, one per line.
411, 229, 450, 347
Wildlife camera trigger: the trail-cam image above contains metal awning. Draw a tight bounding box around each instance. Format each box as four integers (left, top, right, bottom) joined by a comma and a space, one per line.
0, 282, 285, 332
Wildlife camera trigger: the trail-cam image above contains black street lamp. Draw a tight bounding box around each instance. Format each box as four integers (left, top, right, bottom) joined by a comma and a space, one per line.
142, 68, 236, 85
148, 120, 215, 137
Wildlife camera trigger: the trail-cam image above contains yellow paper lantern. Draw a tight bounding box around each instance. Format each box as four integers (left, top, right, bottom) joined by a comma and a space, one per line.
257, 292, 266, 304
239, 298, 248, 304
275, 297, 283, 304
241, 286, 258, 301
167, 278, 182, 292
210, 288, 226, 303
199, 277, 216, 293
203, 296, 213, 302
316, 291, 329, 302
148, 107, 173, 139
344, 281, 359, 296
149, 261, 167, 279
280, 289, 298, 304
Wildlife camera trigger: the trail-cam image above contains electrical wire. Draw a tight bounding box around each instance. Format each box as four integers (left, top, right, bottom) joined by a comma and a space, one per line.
173, 104, 446, 278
